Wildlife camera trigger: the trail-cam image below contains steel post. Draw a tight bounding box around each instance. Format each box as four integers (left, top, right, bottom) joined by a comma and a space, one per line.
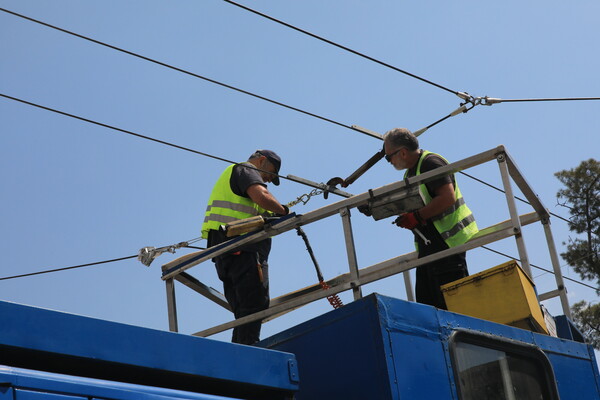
340, 207, 362, 300
497, 153, 532, 279
165, 278, 178, 332
542, 218, 571, 318
403, 271, 414, 301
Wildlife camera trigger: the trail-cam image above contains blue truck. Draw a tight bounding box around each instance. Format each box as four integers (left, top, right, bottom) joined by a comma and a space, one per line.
3, 146, 599, 399
1, 292, 599, 399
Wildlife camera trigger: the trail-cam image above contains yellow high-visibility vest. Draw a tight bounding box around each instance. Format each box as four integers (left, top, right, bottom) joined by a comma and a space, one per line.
201, 164, 267, 239
405, 151, 478, 248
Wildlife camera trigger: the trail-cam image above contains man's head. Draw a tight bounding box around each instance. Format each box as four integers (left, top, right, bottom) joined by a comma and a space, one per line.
383, 128, 420, 171
248, 149, 281, 185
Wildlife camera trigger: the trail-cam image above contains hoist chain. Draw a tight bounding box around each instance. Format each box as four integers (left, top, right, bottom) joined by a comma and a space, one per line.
286, 188, 324, 208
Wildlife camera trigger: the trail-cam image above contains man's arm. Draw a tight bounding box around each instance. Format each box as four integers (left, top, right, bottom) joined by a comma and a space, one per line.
418, 182, 456, 221
246, 184, 287, 215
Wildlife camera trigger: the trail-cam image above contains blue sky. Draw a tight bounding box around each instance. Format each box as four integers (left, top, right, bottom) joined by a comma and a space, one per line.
1, 1, 599, 343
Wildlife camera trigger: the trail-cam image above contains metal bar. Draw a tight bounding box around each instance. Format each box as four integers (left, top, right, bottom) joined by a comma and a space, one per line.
357, 229, 515, 287
162, 147, 504, 281
165, 278, 178, 332
351, 124, 383, 139
504, 150, 549, 219
541, 219, 572, 318
192, 220, 523, 338
538, 289, 561, 302
193, 282, 355, 337
340, 207, 362, 300
403, 271, 415, 301
163, 145, 570, 339
497, 152, 532, 278
286, 174, 353, 198
175, 272, 231, 311
161, 214, 300, 280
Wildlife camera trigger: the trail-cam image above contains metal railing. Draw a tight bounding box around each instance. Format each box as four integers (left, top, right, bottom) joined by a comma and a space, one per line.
161, 145, 570, 337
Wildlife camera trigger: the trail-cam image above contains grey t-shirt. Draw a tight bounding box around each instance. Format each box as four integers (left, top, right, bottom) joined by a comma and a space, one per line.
230, 162, 267, 198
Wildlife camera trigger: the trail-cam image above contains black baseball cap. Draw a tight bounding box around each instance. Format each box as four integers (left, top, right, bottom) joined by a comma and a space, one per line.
256, 149, 281, 185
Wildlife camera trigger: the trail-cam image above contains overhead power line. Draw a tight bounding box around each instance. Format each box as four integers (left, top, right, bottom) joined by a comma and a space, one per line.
0, 91, 574, 226
0, 7, 376, 138
223, 2, 600, 108
481, 246, 598, 291
460, 171, 571, 224
0, 255, 137, 281
483, 97, 600, 104
0, 93, 299, 186
223, 0, 459, 96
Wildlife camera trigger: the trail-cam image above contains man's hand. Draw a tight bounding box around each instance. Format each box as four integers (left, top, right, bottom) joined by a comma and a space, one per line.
394, 211, 424, 230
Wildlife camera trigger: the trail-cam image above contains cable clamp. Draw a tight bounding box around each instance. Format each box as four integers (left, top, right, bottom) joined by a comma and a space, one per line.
138, 241, 190, 267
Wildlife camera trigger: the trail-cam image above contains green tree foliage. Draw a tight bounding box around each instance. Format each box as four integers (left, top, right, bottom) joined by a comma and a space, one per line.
555, 159, 600, 347
555, 159, 600, 285
571, 301, 600, 348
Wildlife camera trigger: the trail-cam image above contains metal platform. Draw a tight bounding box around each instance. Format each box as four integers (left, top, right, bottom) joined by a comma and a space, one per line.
162, 145, 570, 339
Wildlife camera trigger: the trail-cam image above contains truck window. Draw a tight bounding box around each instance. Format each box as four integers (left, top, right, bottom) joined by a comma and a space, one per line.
451, 332, 558, 400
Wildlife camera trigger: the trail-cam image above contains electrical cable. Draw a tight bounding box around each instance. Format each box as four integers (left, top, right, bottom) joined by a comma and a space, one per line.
0, 255, 137, 281
485, 97, 600, 104
4, 92, 593, 289
459, 171, 571, 224
481, 246, 598, 291
0, 93, 303, 186
1, 7, 594, 293
223, 0, 459, 96
0, 7, 377, 138
534, 251, 600, 281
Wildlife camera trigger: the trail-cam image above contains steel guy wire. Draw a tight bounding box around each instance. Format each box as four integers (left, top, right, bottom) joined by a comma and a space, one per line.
0, 7, 481, 142
533, 251, 600, 281
223, 0, 459, 96
223, 2, 600, 108
0, 7, 591, 287
0, 92, 574, 228
0, 93, 308, 188
0, 255, 137, 281
459, 171, 571, 224
481, 246, 598, 291
0, 91, 574, 230
0, 7, 377, 139
482, 97, 600, 104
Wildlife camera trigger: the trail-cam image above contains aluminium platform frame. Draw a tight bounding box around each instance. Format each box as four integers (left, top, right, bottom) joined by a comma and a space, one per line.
161, 145, 570, 337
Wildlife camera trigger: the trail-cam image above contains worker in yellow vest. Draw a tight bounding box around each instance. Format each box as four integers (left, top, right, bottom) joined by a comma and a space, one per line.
383, 128, 478, 309
201, 150, 289, 344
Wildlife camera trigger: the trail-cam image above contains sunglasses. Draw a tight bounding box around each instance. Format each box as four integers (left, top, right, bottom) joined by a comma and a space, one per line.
385, 148, 403, 162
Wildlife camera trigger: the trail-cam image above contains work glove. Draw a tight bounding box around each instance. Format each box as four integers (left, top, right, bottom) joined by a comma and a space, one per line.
357, 204, 372, 217
273, 204, 289, 217
394, 211, 425, 230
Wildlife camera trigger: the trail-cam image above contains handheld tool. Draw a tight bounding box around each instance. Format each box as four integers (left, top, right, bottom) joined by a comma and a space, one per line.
413, 227, 431, 245
222, 215, 267, 237
390, 220, 431, 245
324, 148, 385, 198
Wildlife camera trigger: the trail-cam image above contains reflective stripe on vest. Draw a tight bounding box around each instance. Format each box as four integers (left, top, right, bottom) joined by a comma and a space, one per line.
201, 164, 267, 239
405, 151, 478, 248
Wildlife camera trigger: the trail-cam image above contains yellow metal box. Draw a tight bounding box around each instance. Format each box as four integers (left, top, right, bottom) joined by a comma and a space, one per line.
441, 261, 548, 334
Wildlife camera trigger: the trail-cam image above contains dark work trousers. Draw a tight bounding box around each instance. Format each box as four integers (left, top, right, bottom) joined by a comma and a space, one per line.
215, 251, 269, 345
414, 225, 469, 310
415, 253, 468, 310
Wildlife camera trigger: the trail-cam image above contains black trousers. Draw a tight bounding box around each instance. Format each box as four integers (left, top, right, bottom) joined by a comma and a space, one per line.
215, 251, 269, 345
415, 252, 468, 310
